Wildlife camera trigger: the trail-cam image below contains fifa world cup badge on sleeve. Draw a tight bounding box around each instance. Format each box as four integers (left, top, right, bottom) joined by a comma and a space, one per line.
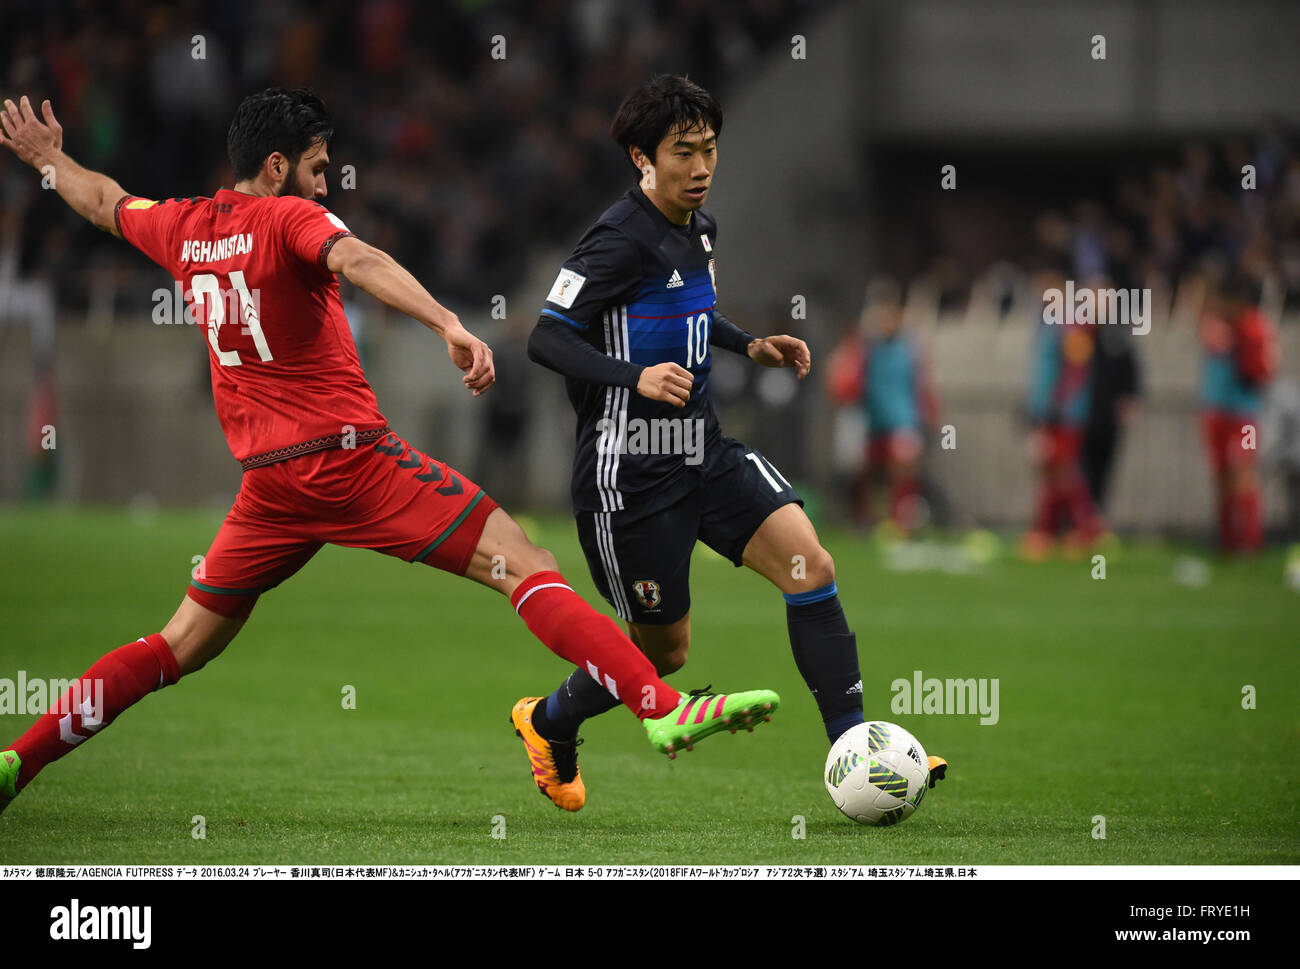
548, 268, 586, 309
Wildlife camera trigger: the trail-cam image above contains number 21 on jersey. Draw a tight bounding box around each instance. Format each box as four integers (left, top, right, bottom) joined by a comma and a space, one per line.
191, 270, 273, 366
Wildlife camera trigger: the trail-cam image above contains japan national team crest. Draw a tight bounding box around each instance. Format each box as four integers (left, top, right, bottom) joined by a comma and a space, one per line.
633, 579, 662, 610
708, 258, 716, 297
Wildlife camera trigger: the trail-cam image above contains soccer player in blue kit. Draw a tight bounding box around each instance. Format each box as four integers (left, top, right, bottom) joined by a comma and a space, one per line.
510, 75, 946, 809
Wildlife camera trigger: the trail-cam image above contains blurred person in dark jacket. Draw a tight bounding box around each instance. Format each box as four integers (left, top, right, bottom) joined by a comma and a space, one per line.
1080, 255, 1143, 511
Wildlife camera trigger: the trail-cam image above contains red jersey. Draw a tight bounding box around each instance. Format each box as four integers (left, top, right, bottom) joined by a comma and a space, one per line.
115, 189, 387, 464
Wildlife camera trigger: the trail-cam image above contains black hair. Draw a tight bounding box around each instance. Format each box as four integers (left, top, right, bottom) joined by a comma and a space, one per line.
227, 88, 333, 182
610, 74, 722, 177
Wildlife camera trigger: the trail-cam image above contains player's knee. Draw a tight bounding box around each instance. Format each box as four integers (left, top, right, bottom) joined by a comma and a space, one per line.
805, 545, 836, 588
161, 601, 242, 677
164, 624, 233, 677
655, 642, 690, 675
631, 621, 690, 674
469, 517, 561, 595
494, 513, 559, 578
518, 543, 559, 577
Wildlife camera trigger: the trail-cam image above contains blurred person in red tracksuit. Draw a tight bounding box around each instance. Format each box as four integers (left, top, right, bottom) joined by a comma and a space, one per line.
1200, 271, 1279, 553
1022, 263, 1107, 559
828, 279, 939, 536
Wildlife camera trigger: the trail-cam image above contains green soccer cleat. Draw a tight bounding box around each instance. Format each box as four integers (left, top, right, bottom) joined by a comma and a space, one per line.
644, 687, 779, 759
0, 750, 20, 815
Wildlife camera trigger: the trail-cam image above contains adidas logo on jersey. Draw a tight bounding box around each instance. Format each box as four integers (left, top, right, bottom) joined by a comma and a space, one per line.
666, 269, 684, 289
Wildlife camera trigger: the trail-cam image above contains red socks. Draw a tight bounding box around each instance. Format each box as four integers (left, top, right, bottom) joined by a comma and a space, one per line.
1220, 489, 1262, 552
510, 571, 680, 720
890, 473, 921, 531
1063, 474, 1104, 541
1033, 479, 1063, 534
1034, 471, 1103, 540
8, 578, 690, 795
10, 633, 179, 790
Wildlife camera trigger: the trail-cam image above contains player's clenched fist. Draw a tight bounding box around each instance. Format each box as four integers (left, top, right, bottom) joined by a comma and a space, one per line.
637, 361, 693, 407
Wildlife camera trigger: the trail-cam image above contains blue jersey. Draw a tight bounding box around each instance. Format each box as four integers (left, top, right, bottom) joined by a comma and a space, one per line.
864, 336, 921, 433
1202, 352, 1263, 414
1200, 308, 1277, 415
1028, 320, 1094, 426
540, 186, 723, 516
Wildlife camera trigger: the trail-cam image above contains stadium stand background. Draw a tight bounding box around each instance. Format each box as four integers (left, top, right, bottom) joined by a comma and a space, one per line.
2, 0, 1298, 542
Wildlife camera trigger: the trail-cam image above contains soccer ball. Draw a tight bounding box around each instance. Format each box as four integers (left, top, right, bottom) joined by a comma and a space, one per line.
825, 721, 930, 826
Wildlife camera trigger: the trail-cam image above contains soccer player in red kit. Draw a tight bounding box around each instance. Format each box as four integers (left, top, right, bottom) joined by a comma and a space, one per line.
0, 89, 778, 815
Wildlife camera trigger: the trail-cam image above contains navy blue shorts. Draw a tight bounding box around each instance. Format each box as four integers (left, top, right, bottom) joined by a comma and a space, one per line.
575, 436, 801, 624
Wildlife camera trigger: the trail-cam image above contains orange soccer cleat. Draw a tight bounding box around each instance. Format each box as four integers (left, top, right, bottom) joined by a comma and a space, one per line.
509, 697, 586, 812
927, 755, 948, 788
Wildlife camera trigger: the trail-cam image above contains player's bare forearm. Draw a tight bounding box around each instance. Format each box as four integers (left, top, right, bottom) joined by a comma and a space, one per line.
328, 237, 460, 336
328, 236, 495, 395
0, 97, 126, 237
43, 151, 127, 236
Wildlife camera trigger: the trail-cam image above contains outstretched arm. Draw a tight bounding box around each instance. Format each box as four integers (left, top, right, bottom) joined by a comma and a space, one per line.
326, 235, 494, 396
0, 97, 127, 237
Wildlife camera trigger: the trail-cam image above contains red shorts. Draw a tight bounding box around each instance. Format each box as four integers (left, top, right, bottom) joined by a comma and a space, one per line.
1202, 411, 1258, 473
866, 429, 922, 467
187, 431, 498, 620
1034, 425, 1083, 466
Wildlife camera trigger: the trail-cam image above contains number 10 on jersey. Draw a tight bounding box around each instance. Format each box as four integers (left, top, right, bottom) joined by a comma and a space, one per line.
192, 271, 273, 366
685, 312, 710, 367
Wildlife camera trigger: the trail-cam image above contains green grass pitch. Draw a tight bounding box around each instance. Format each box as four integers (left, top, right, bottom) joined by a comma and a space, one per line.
0, 506, 1296, 865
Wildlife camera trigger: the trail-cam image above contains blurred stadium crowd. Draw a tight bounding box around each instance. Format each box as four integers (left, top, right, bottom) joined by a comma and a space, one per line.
898, 134, 1300, 318
1, 0, 818, 308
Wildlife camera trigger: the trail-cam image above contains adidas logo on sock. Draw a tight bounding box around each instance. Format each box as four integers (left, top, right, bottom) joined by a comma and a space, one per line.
666, 269, 684, 289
